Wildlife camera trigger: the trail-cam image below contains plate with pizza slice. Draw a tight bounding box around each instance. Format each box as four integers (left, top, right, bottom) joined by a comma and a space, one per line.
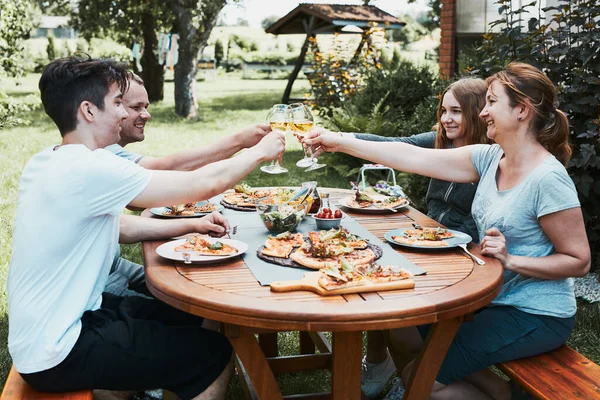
338, 191, 409, 213
150, 201, 224, 218
156, 236, 248, 263
384, 227, 472, 249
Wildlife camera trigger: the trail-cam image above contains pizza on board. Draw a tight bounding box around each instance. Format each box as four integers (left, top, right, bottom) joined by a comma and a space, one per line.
317, 260, 412, 290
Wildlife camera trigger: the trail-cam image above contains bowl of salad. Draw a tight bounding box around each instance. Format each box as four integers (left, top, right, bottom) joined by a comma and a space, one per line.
256, 201, 306, 233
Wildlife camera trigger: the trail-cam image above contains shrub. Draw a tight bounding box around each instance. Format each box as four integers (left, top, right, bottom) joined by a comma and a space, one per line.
86, 38, 131, 63
463, 0, 600, 268
307, 30, 381, 117
321, 59, 444, 208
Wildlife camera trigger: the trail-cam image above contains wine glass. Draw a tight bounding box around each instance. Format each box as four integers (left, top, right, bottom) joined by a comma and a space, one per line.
261, 104, 290, 174
289, 103, 325, 171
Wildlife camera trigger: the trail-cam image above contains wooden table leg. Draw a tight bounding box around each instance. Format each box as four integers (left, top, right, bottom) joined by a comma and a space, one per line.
259, 332, 278, 357
403, 317, 462, 400
331, 331, 362, 400
225, 324, 283, 400
300, 331, 315, 354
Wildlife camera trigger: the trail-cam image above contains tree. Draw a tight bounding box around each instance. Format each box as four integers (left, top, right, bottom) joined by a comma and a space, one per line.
72, 0, 173, 103
168, 0, 227, 118
214, 39, 224, 66
38, 0, 72, 16
261, 15, 279, 30
73, 0, 229, 118
0, 0, 37, 129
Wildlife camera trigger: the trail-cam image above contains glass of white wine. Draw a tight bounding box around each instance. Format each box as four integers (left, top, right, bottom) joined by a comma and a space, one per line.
261, 104, 290, 174
290, 103, 325, 171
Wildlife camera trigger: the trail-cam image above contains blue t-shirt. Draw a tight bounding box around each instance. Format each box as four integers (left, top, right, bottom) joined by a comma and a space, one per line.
105, 143, 144, 163
470, 144, 580, 318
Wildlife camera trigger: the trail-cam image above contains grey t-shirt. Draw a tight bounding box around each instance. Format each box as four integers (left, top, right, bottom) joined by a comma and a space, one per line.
471, 144, 580, 318
105, 144, 144, 164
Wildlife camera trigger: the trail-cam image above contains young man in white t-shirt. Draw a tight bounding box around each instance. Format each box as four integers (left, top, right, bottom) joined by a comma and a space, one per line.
105, 74, 274, 298
7, 56, 284, 399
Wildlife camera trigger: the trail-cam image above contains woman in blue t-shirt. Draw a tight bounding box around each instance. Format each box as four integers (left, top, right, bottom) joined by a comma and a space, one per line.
304, 62, 591, 399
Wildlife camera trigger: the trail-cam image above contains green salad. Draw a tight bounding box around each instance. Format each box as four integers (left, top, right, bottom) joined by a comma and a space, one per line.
259, 206, 304, 233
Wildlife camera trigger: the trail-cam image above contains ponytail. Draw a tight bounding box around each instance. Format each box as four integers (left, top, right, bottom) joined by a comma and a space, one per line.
538, 109, 571, 166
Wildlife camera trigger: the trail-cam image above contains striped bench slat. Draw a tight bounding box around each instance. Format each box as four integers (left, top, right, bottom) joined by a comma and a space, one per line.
497, 345, 600, 400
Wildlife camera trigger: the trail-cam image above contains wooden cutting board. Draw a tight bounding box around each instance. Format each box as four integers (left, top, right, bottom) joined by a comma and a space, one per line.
270, 272, 415, 296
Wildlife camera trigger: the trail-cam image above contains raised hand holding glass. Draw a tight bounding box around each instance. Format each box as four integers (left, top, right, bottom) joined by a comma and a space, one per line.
261, 104, 290, 174
289, 103, 325, 171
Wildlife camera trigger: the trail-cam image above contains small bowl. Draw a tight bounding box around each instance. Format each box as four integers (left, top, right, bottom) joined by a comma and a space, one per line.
312, 213, 344, 230
257, 201, 306, 233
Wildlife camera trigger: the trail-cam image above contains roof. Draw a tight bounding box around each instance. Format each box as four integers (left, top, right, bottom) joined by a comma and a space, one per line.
265, 3, 405, 35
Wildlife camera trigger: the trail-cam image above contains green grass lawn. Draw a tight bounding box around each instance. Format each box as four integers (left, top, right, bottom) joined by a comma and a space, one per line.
1, 73, 599, 398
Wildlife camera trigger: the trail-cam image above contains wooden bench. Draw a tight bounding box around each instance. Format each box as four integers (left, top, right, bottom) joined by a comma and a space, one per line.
1, 365, 93, 400
497, 345, 600, 399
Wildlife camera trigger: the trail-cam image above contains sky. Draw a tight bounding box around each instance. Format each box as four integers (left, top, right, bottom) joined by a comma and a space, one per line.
220, 0, 431, 27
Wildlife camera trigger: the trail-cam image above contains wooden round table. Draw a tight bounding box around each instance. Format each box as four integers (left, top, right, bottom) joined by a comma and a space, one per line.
142, 188, 503, 400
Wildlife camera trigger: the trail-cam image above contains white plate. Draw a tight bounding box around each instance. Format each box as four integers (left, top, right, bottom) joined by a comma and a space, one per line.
156, 238, 248, 264
150, 201, 224, 218
384, 228, 472, 249
338, 195, 410, 213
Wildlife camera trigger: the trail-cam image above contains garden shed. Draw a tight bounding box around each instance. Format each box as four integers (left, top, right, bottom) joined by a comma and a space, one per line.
265, 3, 405, 103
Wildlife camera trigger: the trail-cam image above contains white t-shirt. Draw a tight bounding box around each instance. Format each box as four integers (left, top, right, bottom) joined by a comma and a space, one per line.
7, 144, 152, 373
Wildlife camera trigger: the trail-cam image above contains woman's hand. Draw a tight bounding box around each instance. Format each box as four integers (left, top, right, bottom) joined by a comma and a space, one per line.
480, 227, 512, 269
194, 212, 230, 237
302, 127, 344, 157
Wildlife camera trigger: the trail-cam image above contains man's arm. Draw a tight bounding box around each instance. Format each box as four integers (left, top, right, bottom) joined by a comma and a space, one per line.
138, 124, 271, 171
129, 131, 284, 209
119, 212, 230, 244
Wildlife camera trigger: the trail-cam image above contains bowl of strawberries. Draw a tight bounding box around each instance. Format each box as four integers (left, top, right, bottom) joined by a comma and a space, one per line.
312, 207, 344, 230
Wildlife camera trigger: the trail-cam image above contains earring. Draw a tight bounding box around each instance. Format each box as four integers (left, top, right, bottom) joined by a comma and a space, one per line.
518, 116, 522, 121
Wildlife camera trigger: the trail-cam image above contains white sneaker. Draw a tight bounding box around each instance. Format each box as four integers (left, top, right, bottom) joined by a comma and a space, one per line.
361, 353, 397, 398
383, 377, 405, 400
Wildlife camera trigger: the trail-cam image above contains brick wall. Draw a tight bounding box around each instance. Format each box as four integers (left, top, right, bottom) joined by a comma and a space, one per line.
439, 0, 457, 78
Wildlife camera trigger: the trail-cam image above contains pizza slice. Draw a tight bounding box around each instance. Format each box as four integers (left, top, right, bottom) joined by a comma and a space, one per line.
308, 227, 368, 250
260, 243, 295, 258
404, 227, 454, 240
163, 203, 196, 216
347, 190, 377, 208
356, 263, 411, 283
343, 248, 377, 265
193, 203, 218, 213
372, 196, 408, 209
391, 235, 448, 247
317, 260, 367, 290
266, 231, 305, 248
174, 236, 238, 255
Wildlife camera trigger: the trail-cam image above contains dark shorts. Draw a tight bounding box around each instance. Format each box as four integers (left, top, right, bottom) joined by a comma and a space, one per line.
21, 293, 232, 400
417, 306, 575, 385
